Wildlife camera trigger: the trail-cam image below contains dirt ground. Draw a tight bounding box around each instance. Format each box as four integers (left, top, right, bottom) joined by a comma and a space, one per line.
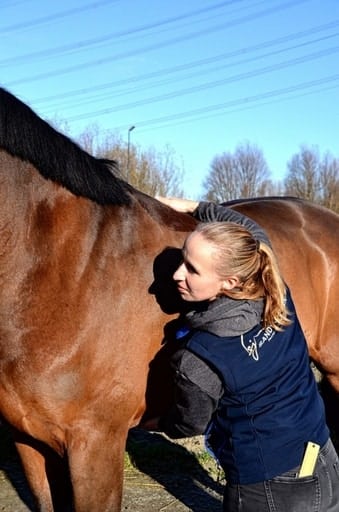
0, 428, 224, 511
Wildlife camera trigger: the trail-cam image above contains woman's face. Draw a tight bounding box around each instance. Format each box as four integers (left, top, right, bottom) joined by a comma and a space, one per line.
173, 231, 225, 302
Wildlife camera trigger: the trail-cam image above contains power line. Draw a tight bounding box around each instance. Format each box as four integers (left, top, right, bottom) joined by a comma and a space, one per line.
42, 44, 339, 122
27, 20, 339, 107
39, 31, 339, 115
2, 0, 334, 142
1, 0, 31, 7
0, 0, 240, 53
109, 74, 339, 131
0, 0, 121, 33
137, 82, 339, 134
4, 0, 308, 87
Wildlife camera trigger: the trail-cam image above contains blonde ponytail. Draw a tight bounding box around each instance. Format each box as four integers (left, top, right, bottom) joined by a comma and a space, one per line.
196, 222, 291, 331
256, 242, 291, 330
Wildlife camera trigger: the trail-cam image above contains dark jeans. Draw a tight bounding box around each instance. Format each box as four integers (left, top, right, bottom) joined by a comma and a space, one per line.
223, 438, 339, 511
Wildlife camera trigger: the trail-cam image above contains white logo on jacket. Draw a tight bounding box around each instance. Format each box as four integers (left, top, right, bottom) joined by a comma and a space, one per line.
240, 326, 275, 361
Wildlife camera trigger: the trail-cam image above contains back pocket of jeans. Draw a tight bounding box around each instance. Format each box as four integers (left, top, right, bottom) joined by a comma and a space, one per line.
267, 476, 320, 511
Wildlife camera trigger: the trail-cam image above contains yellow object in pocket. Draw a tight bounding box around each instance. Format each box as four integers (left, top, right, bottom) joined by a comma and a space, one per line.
298, 442, 320, 477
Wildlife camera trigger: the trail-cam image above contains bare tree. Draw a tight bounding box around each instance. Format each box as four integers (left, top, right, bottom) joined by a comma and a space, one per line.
284, 146, 339, 212
257, 179, 284, 197
319, 153, 339, 212
284, 146, 320, 202
234, 142, 269, 197
204, 153, 238, 202
76, 126, 184, 197
116, 143, 184, 197
77, 123, 102, 155
121, 144, 184, 197
203, 141, 270, 201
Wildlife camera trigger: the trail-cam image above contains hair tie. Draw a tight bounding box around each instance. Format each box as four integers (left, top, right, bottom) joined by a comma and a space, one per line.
256, 239, 260, 252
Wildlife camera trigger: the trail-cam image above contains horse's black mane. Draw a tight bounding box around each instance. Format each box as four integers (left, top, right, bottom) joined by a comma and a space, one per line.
0, 88, 132, 205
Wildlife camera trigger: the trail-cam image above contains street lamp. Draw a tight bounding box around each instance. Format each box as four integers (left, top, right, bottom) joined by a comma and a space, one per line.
127, 125, 135, 172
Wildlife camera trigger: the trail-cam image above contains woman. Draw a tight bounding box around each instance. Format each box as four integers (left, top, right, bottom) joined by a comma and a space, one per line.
141, 198, 339, 512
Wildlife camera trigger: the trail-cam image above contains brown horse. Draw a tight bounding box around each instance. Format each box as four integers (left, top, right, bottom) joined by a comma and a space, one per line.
0, 87, 338, 512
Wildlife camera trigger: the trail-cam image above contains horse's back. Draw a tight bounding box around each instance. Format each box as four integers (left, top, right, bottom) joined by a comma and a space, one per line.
229, 197, 339, 377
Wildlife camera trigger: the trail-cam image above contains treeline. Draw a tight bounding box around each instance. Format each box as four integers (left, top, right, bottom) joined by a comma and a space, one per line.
73, 124, 339, 213
204, 141, 339, 213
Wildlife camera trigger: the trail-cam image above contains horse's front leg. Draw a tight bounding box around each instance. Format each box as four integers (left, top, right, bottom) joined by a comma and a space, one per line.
14, 434, 72, 512
67, 425, 128, 512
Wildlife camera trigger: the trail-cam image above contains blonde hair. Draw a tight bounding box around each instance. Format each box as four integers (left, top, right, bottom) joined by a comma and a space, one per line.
195, 222, 291, 331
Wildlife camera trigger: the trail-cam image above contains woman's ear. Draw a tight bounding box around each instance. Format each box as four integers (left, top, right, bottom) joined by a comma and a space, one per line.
221, 276, 240, 291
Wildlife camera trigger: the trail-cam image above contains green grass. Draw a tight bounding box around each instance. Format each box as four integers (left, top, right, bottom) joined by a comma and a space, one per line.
125, 430, 225, 482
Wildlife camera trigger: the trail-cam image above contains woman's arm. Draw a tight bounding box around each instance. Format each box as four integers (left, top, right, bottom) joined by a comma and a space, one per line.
156, 196, 198, 213
157, 197, 271, 245
140, 349, 223, 439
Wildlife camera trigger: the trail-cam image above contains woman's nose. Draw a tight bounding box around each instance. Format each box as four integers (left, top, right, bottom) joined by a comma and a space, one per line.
173, 262, 186, 281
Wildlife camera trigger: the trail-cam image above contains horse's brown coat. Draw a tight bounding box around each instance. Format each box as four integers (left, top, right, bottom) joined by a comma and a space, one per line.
0, 88, 338, 511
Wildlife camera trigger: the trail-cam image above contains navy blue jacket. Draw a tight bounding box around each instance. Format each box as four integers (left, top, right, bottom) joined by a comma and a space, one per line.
187, 290, 328, 484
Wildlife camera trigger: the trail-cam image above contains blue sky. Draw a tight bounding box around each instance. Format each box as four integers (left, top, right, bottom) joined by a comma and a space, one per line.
1, 0, 339, 198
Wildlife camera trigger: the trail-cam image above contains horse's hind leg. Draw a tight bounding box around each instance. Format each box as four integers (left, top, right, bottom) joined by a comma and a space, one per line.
14, 433, 73, 512
313, 334, 339, 443
67, 426, 127, 512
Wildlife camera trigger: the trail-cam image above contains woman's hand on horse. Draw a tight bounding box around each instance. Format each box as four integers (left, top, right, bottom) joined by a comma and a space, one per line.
156, 196, 199, 213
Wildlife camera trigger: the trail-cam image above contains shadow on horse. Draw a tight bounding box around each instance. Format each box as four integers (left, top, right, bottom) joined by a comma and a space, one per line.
0, 88, 338, 511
